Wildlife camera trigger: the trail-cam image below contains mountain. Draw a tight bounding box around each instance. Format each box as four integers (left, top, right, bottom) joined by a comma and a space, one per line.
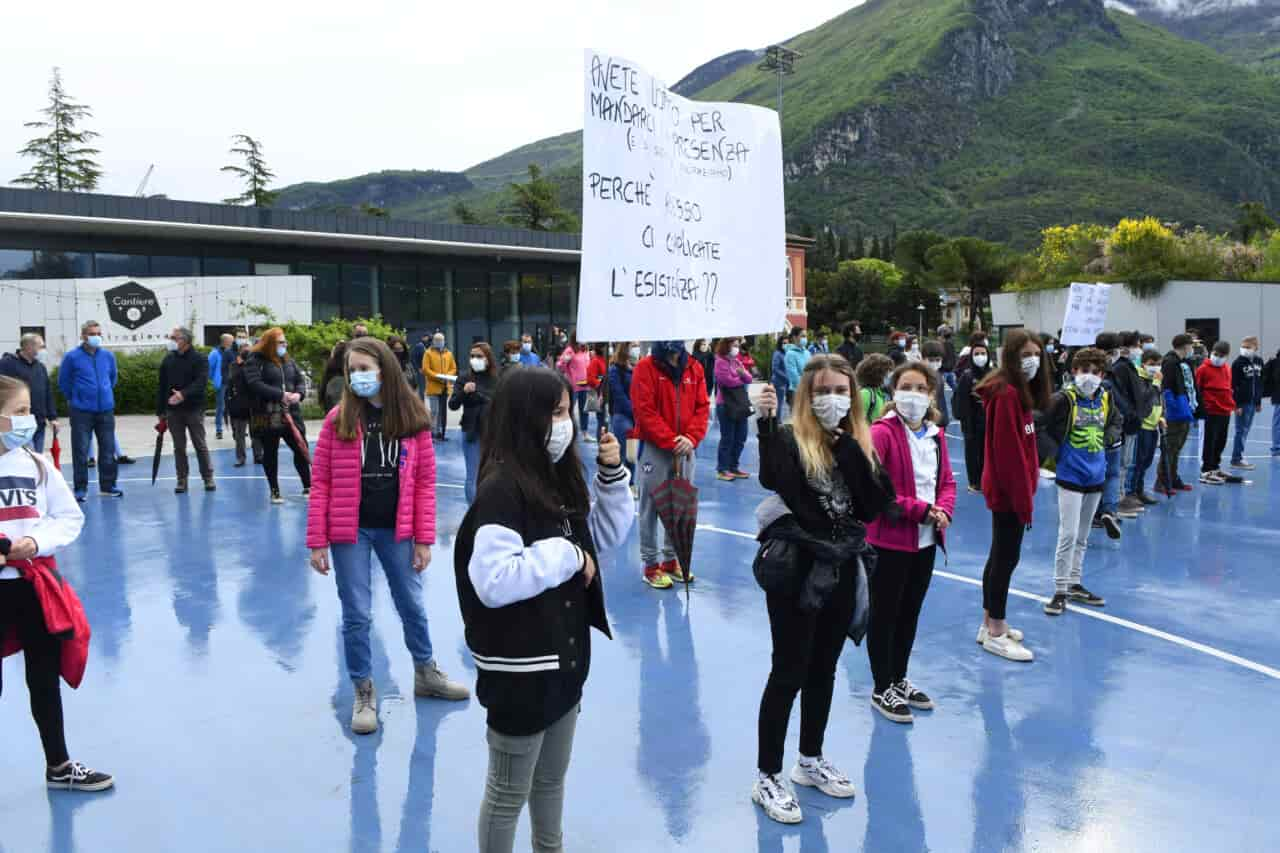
275, 0, 1280, 247
1109, 0, 1280, 72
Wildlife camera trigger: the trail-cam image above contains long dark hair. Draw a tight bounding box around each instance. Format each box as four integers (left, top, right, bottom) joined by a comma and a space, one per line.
478, 367, 588, 517
336, 338, 431, 441
320, 341, 349, 396
975, 328, 1052, 412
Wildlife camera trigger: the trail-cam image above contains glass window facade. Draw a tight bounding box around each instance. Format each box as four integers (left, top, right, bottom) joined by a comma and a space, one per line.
296, 263, 340, 321
0, 249, 34, 279
203, 257, 252, 276
94, 253, 149, 277
31, 250, 92, 278
342, 264, 376, 319
150, 255, 200, 276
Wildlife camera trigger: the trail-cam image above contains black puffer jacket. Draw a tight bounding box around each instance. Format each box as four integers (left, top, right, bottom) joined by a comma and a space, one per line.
448, 369, 498, 439
243, 352, 306, 420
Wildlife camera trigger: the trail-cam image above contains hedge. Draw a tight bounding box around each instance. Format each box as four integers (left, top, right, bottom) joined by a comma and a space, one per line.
51, 348, 217, 417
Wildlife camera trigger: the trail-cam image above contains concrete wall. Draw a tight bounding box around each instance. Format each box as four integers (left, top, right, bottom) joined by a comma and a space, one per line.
991, 280, 1280, 348
0, 275, 313, 359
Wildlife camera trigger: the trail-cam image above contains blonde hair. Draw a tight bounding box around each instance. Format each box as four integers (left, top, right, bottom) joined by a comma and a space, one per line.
791, 354, 877, 480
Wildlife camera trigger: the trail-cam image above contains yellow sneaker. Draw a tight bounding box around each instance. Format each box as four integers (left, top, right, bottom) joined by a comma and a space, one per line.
661, 559, 694, 584
642, 567, 674, 589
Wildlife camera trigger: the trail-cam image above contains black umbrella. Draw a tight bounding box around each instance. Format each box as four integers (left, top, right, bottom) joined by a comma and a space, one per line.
151, 419, 167, 485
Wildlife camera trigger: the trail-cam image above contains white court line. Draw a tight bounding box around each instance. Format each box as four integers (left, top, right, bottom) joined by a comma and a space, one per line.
695, 523, 1280, 681
69, 475, 466, 489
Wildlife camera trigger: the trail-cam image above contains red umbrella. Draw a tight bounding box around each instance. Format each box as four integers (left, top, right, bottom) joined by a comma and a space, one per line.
283, 411, 310, 464
651, 454, 698, 600
49, 434, 61, 471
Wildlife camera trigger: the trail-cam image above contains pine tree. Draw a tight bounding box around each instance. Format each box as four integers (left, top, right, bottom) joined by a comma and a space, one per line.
870, 235, 883, 260
503, 164, 579, 232
837, 234, 851, 262
221, 134, 279, 207
852, 224, 865, 260
822, 229, 839, 271
889, 221, 899, 260
453, 200, 482, 225
13, 68, 102, 192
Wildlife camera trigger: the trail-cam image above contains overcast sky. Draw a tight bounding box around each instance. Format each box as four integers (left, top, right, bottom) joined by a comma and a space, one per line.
1, 0, 858, 204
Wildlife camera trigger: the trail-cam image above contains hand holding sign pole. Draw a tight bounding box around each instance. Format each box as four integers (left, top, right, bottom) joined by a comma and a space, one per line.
578, 50, 785, 342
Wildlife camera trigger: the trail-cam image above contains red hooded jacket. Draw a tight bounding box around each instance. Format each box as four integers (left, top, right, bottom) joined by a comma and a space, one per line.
1194, 359, 1235, 416
631, 353, 710, 450
980, 381, 1040, 525
1, 556, 91, 691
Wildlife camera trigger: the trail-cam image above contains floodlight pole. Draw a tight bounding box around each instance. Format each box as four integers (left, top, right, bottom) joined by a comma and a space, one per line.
758, 45, 802, 121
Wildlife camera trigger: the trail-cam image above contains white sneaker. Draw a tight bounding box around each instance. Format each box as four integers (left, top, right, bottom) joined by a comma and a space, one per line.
976, 624, 1024, 644
791, 757, 856, 799
351, 678, 378, 734
584, 434, 597, 443
752, 773, 803, 824
983, 632, 1034, 662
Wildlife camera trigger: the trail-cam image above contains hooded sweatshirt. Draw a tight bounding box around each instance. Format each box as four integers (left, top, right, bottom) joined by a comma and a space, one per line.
1195, 359, 1235, 416
979, 381, 1039, 525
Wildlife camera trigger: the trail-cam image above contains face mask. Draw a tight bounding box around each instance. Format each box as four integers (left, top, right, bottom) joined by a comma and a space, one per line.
35, 350, 47, 364
560, 335, 568, 344
1130, 348, 1143, 363
236, 338, 248, 347
1143, 342, 1158, 352
1074, 373, 1102, 397
927, 360, 943, 372
166, 339, 179, 352
508, 352, 520, 363
883, 375, 893, 389
1046, 344, 1056, 354
1241, 347, 1255, 358
629, 346, 641, 360
1021, 355, 1040, 380
972, 354, 989, 368
349, 370, 381, 398
522, 342, 532, 353
277, 345, 288, 358
811, 392, 852, 430
1, 414, 37, 450
470, 357, 487, 373
86, 335, 102, 349
1109, 351, 1123, 365
895, 391, 930, 424
434, 340, 445, 350
798, 337, 807, 348
729, 346, 740, 358
546, 416, 574, 463
896, 339, 907, 349
1211, 355, 1227, 367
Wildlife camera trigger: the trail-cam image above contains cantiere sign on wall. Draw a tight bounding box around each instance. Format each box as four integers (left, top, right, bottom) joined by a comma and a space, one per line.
76, 277, 187, 347
577, 50, 786, 341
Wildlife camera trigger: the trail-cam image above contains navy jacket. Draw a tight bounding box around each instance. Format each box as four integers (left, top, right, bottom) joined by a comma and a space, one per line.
608, 364, 633, 421
1232, 353, 1265, 407
0, 352, 56, 423
58, 345, 116, 413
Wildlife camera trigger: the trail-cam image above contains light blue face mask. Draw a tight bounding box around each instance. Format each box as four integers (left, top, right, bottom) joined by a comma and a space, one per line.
277, 345, 288, 358
1, 414, 37, 450
86, 335, 103, 349
349, 370, 381, 398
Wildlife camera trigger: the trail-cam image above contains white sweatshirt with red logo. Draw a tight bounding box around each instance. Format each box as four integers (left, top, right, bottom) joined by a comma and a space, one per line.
0, 448, 84, 580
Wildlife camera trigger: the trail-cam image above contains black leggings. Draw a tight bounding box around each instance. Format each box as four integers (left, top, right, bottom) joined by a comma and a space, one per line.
963, 430, 985, 487
867, 546, 936, 693
1201, 413, 1230, 472
981, 512, 1025, 621
757, 565, 853, 775
0, 579, 69, 766
260, 429, 311, 492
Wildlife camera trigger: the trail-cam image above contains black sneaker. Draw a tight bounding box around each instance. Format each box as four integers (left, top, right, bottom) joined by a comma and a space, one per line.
870, 686, 913, 724
216, 431, 224, 440
1137, 492, 1159, 506
1091, 517, 1104, 530
87, 457, 96, 468
896, 678, 934, 711
253, 457, 264, 466
1068, 584, 1105, 607
174, 480, 188, 494
1099, 513, 1121, 540
46, 761, 114, 792
234, 459, 246, 468
204, 479, 217, 492
1044, 593, 1068, 616
117, 455, 136, 465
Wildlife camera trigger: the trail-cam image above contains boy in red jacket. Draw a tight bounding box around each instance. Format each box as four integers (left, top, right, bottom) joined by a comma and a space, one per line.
1195, 340, 1236, 484
632, 340, 710, 588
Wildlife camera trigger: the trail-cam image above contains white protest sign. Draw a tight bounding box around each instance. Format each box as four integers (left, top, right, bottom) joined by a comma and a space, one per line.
578, 50, 785, 341
1060, 282, 1112, 346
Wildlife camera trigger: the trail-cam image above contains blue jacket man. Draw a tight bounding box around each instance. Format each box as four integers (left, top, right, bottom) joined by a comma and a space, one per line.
0, 333, 57, 452
58, 321, 122, 500
784, 331, 811, 390
207, 333, 235, 437
517, 333, 541, 367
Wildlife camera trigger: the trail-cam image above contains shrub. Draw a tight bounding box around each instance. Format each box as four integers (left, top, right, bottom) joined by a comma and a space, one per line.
1221, 242, 1263, 281
51, 347, 218, 417
1257, 232, 1280, 281
277, 316, 402, 384
1108, 217, 1178, 298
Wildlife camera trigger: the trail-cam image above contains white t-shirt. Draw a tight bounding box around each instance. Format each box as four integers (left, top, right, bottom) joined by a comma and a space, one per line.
900, 414, 940, 549
0, 448, 84, 579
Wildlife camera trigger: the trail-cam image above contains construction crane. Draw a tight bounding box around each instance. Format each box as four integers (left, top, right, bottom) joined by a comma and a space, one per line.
135, 164, 155, 197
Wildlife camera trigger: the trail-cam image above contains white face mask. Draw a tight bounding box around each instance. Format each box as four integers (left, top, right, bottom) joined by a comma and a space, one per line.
166, 339, 179, 352
629, 346, 641, 360
729, 346, 740, 358
1210, 355, 1227, 367
35, 350, 47, 364
1074, 373, 1102, 397
470, 357, 487, 373
972, 354, 989, 368
895, 391, 930, 425
926, 360, 943, 372
1241, 347, 1255, 358
811, 392, 851, 430
546, 416, 574, 463
1021, 355, 1040, 380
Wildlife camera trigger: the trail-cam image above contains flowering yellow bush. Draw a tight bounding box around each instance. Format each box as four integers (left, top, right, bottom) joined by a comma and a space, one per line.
1108, 217, 1176, 269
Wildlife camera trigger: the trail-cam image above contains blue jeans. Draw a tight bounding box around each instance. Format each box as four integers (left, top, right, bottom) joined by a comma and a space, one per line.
32, 422, 46, 454
1231, 405, 1257, 464
1272, 404, 1280, 454
463, 434, 481, 503
215, 385, 227, 434
772, 381, 788, 419
610, 413, 636, 479
573, 389, 595, 436
70, 409, 118, 493
1100, 445, 1121, 515
1126, 429, 1158, 494
715, 405, 749, 473
331, 527, 433, 684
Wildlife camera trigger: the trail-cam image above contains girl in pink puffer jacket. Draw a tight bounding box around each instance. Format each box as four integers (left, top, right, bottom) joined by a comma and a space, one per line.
305, 338, 469, 735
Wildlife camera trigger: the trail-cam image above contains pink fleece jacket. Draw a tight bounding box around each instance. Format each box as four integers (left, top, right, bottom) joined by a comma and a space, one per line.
306, 407, 437, 548
867, 413, 957, 552
557, 347, 590, 387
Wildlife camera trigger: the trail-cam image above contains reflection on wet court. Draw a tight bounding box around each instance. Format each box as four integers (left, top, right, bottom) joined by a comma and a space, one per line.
2, 422, 1279, 852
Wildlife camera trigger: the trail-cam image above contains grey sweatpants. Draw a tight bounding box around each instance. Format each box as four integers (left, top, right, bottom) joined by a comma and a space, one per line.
636, 444, 697, 568
1054, 487, 1102, 594
478, 706, 579, 853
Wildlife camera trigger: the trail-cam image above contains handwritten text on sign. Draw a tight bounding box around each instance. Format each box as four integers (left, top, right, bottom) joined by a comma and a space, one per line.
1060, 282, 1113, 346
577, 51, 785, 341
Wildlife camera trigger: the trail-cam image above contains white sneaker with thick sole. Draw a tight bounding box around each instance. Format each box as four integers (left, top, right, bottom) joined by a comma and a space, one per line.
982, 632, 1034, 662
791, 757, 857, 799
976, 624, 1023, 645
752, 773, 803, 824
352, 679, 378, 734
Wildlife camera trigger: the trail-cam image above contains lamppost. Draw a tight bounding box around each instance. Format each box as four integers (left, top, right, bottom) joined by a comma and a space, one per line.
916, 303, 925, 337
758, 45, 802, 119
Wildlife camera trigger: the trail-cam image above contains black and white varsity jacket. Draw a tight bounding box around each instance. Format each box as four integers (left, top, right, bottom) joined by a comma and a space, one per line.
453, 460, 633, 736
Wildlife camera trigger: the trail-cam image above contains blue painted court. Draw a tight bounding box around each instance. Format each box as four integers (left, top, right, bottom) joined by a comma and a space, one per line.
2, 414, 1278, 852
